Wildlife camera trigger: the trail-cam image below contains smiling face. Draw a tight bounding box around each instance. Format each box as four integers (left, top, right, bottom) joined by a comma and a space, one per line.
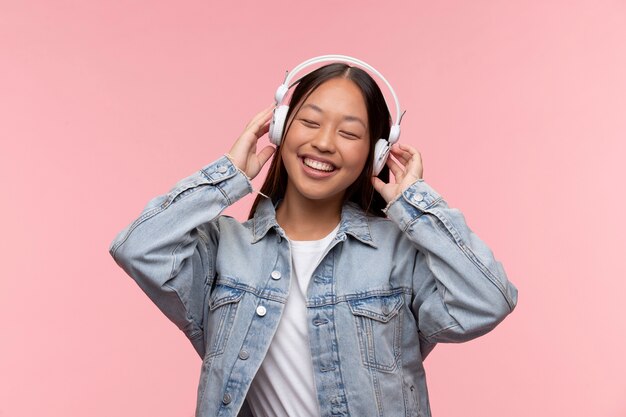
247, 63, 392, 221
280, 77, 371, 207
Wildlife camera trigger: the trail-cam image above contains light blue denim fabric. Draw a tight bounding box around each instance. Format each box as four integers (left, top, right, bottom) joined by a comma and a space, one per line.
109, 155, 518, 417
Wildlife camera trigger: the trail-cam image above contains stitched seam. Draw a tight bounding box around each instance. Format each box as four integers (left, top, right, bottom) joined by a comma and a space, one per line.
110, 205, 165, 257
406, 209, 515, 311
213, 276, 289, 304
424, 322, 460, 342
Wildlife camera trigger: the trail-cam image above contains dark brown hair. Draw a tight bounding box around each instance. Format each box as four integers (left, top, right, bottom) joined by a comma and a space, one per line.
248, 63, 391, 219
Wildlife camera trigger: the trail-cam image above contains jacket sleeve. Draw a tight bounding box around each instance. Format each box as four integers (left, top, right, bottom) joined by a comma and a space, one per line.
384, 179, 518, 344
108, 156, 253, 358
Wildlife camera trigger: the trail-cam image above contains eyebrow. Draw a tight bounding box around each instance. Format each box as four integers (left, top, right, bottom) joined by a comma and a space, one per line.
301, 103, 367, 129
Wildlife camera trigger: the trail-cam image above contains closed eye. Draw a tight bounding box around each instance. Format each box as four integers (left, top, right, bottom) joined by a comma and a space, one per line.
299, 119, 319, 127
340, 130, 360, 139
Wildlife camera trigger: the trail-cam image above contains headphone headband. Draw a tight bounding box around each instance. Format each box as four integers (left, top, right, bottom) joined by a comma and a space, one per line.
275, 54, 404, 130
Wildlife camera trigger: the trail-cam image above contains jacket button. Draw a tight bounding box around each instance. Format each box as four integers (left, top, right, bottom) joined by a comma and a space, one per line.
239, 350, 250, 360
256, 306, 267, 317
217, 165, 227, 174
222, 393, 232, 405
271, 270, 281, 280
414, 193, 424, 202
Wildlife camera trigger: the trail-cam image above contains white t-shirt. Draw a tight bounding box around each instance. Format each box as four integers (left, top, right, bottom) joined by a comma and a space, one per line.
246, 224, 340, 417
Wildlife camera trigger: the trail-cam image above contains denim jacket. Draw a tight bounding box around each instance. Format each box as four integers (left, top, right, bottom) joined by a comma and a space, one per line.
109, 155, 518, 417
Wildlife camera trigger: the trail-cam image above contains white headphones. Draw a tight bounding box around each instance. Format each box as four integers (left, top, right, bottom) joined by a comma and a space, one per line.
268, 54, 404, 176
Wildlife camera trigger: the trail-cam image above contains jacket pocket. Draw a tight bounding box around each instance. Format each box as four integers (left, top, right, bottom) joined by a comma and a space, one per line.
205, 283, 244, 358
348, 292, 404, 372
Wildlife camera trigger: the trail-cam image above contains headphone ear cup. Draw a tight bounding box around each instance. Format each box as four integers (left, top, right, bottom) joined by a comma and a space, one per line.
269, 105, 289, 146
388, 125, 401, 144
373, 139, 390, 176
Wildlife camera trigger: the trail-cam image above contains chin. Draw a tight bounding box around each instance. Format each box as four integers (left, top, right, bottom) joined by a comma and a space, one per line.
292, 183, 346, 204
302, 190, 343, 203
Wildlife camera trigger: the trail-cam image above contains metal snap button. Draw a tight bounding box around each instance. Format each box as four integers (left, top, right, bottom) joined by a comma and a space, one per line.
238, 350, 250, 360
222, 393, 232, 405
217, 165, 227, 174
256, 305, 267, 317
414, 193, 424, 202
271, 270, 281, 280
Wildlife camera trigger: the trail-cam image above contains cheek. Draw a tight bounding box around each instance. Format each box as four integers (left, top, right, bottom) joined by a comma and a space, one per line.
348, 142, 371, 169
282, 130, 305, 156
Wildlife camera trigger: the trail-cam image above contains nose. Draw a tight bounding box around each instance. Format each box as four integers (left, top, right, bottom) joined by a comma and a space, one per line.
310, 126, 336, 153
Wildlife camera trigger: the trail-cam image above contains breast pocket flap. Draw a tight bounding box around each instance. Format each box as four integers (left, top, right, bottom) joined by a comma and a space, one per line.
208, 284, 244, 310
348, 293, 404, 323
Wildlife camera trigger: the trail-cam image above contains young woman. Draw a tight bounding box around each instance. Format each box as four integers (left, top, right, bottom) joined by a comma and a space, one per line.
109, 56, 518, 417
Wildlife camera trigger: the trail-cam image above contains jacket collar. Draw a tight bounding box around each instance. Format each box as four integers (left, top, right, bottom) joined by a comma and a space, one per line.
251, 197, 377, 248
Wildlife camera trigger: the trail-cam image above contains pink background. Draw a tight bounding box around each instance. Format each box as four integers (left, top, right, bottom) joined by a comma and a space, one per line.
1, 1, 625, 416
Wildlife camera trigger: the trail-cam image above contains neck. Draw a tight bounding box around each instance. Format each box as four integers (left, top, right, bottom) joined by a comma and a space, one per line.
276, 187, 343, 241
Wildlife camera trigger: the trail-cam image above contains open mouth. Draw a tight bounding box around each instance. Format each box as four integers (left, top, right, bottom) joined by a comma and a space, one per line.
302, 157, 336, 172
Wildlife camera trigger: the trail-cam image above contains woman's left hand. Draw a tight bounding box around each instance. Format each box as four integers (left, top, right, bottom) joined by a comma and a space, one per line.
371, 143, 424, 203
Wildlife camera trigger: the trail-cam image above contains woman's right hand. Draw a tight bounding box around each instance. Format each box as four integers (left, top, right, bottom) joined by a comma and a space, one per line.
227, 105, 277, 180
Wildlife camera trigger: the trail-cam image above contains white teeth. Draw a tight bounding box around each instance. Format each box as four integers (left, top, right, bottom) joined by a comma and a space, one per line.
303, 158, 335, 172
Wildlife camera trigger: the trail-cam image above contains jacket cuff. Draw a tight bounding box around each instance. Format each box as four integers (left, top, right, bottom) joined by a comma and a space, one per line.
199, 155, 253, 205
383, 179, 444, 231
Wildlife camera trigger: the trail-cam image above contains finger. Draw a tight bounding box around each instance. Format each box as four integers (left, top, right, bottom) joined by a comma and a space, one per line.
257, 145, 276, 166
246, 104, 276, 130
256, 118, 271, 137
247, 107, 273, 131
397, 142, 416, 152
396, 144, 424, 179
397, 143, 422, 162
390, 144, 411, 165
386, 156, 405, 180
244, 110, 274, 140
390, 149, 410, 166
